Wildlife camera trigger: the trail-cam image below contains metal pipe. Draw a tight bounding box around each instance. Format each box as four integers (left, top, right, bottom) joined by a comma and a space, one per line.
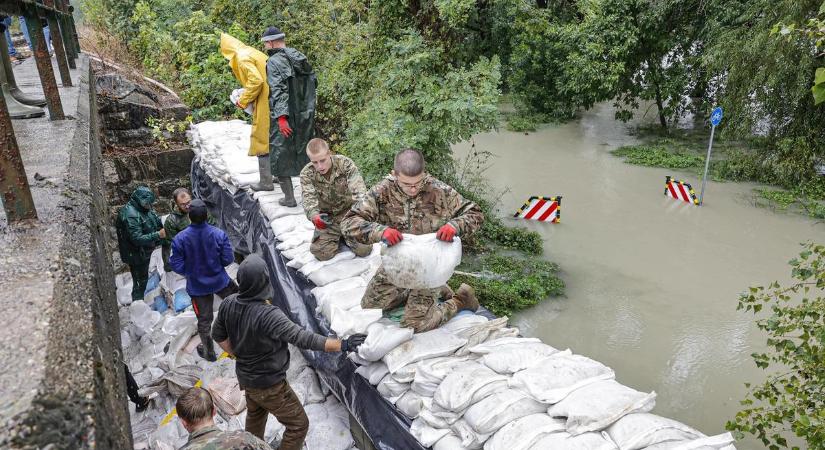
55, 0, 76, 67
699, 125, 715, 205
0, 86, 37, 221
23, 7, 64, 120
43, 0, 71, 86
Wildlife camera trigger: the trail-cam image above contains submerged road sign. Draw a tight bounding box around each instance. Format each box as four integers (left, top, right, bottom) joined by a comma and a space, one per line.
699, 106, 723, 205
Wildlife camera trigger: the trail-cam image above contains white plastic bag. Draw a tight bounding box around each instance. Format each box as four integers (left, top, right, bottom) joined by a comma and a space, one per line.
441, 311, 490, 334
433, 362, 508, 413
453, 317, 515, 356
463, 389, 547, 435
546, 380, 657, 435
229, 89, 254, 115
606, 413, 705, 450
271, 215, 312, 236
282, 242, 311, 260
300, 250, 356, 277
509, 350, 615, 404
309, 258, 372, 286
383, 328, 467, 373
317, 285, 366, 320
329, 306, 382, 337
483, 413, 567, 450
412, 355, 476, 397
480, 341, 560, 374
311, 277, 366, 303
357, 320, 414, 362
380, 233, 462, 289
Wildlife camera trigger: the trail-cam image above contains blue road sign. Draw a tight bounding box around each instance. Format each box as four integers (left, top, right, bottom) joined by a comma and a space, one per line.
710, 106, 723, 127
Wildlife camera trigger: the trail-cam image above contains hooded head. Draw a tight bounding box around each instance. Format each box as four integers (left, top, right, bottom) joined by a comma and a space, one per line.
236, 254, 273, 303
130, 186, 156, 212
220, 33, 252, 81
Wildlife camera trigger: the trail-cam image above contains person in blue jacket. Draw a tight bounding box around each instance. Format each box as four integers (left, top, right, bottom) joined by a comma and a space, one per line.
170, 199, 237, 361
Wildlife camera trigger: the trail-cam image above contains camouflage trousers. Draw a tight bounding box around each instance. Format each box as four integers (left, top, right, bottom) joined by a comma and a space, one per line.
310, 222, 372, 261
361, 267, 459, 333
244, 380, 308, 450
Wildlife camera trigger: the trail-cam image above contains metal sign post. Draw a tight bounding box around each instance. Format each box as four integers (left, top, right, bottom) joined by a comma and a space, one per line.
699, 106, 723, 205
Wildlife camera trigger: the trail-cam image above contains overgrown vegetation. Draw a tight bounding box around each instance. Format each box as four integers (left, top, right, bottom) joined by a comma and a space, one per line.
728, 243, 825, 449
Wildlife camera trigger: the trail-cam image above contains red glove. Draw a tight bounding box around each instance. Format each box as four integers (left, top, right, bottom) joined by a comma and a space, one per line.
382, 228, 403, 246
436, 223, 457, 242
312, 214, 329, 230
277, 115, 293, 138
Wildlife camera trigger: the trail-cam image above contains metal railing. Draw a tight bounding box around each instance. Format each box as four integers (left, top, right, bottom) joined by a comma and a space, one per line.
0, 0, 79, 222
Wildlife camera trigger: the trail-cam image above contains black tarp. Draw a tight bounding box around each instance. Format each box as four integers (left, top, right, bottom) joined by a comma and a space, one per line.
192, 160, 427, 450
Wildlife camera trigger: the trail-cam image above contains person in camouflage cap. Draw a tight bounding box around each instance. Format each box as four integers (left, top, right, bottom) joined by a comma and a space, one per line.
341, 148, 484, 333
177, 387, 271, 450
300, 138, 372, 261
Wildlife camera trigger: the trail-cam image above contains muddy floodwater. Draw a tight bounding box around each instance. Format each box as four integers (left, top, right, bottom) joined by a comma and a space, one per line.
453, 103, 824, 447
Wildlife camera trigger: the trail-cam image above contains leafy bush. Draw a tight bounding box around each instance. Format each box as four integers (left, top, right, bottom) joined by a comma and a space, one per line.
611, 145, 704, 169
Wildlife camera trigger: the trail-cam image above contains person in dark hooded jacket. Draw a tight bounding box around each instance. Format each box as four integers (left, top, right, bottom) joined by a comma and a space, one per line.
262, 26, 317, 207
116, 186, 165, 301
212, 254, 366, 450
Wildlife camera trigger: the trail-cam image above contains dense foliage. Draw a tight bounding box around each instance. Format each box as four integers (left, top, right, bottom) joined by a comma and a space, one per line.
728, 243, 825, 449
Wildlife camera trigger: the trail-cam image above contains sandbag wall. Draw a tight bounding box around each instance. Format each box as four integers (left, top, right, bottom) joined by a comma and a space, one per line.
189, 120, 738, 450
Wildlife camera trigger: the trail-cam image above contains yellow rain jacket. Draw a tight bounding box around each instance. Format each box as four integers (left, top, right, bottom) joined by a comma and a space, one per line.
220, 33, 270, 156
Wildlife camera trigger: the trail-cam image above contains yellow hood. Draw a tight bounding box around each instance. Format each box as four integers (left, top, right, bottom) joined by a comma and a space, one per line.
220, 33, 258, 80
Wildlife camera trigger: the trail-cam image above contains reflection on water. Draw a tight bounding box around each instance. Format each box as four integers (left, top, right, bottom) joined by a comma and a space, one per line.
453, 103, 823, 448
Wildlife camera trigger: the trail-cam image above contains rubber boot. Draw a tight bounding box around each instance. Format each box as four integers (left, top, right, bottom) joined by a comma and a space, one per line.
0, 32, 46, 106
439, 285, 455, 301
453, 283, 479, 312
278, 177, 297, 207
250, 154, 275, 191
196, 335, 217, 362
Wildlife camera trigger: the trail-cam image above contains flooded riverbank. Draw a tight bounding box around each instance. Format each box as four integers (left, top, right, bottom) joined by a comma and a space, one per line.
453, 103, 823, 448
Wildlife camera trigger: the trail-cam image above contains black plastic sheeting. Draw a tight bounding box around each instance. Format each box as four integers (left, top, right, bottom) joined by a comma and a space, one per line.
192, 160, 427, 450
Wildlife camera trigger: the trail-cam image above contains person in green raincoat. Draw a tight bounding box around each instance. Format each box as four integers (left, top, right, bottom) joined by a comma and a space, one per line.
262, 26, 317, 207
116, 186, 165, 301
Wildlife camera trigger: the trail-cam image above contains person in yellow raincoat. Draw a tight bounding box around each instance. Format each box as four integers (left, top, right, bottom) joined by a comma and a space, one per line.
220, 33, 274, 191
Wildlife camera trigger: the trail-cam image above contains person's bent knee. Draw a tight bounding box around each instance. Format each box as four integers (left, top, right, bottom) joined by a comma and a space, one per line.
309, 245, 336, 261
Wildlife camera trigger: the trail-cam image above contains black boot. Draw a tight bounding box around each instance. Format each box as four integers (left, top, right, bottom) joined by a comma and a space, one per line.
250, 155, 275, 191
278, 177, 297, 207
197, 335, 217, 362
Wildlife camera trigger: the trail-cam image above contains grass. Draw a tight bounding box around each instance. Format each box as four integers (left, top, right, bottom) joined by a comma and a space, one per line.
611, 145, 704, 169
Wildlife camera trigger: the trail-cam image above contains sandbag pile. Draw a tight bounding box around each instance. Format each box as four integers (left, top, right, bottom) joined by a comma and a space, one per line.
189, 120, 737, 450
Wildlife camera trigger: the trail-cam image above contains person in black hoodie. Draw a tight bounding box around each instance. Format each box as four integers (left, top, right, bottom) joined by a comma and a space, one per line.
212, 254, 365, 450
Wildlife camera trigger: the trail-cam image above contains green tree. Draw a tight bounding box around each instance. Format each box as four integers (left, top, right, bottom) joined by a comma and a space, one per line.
729, 243, 825, 449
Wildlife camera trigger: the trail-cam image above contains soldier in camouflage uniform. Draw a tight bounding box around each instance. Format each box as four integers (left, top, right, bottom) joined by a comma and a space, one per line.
177, 387, 271, 450
341, 148, 484, 333
300, 138, 372, 260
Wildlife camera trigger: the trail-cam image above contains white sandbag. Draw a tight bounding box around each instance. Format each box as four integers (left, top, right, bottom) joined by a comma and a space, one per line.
354, 360, 389, 385
286, 248, 317, 269
292, 366, 326, 406
483, 413, 567, 450
607, 413, 705, 450
434, 362, 509, 413
383, 328, 467, 373
451, 419, 493, 449
453, 317, 515, 356
282, 242, 311, 260
644, 433, 736, 450
377, 374, 410, 403
468, 336, 541, 354
434, 433, 468, 450
207, 377, 246, 417
161, 311, 197, 336
380, 233, 462, 289
304, 400, 355, 450
392, 362, 419, 383
277, 234, 311, 251
130, 300, 162, 337
481, 341, 560, 374
529, 430, 618, 449
357, 321, 414, 362
412, 355, 476, 397
271, 215, 312, 236
309, 258, 372, 286
547, 380, 657, 435
299, 250, 355, 277
396, 390, 424, 419
441, 311, 490, 334
317, 286, 366, 320
463, 389, 547, 435
411, 417, 451, 447
420, 398, 453, 428
509, 351, 615, 404
329, 306, 382, 338
311, 277, 366, 302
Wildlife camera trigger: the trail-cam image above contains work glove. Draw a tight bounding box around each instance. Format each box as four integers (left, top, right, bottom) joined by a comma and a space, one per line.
277, 115, 293, 138
340, 334, 367, 352
381, 228, 403, 246
312, 214, 331, 230
436, 223, 457, 242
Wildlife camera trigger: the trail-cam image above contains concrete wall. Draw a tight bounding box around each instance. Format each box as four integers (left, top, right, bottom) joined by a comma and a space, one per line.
3, 57, 132, 449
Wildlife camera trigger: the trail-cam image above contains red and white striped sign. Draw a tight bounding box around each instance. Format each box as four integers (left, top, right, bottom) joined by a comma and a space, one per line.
514, 196, 561, 223
664, 176, 699, 205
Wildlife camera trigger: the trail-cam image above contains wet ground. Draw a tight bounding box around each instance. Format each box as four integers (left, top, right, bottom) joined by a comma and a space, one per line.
453, 103, 824, 448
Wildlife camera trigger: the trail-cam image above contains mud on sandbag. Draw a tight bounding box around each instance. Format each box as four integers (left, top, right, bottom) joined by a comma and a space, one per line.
508, 350, 615, 404
462, 389, 547, 436
380, 233, 462, 289
383, 328, 467, 373
546, 379, 657, 435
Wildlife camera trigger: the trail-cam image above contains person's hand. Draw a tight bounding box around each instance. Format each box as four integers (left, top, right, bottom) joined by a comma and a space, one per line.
277, 116, 293, 138
158, 228, 167, 239
340, 334, 367, 352
436, 223, 456, 242
235, 100, 243, 109
382, 228, 403, 246
312, 214, 330, 230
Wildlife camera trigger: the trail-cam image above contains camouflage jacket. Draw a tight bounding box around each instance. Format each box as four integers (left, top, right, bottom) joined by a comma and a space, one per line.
341, 174, 483, 244
299, 154, 367, 222
179, 426, 270, 450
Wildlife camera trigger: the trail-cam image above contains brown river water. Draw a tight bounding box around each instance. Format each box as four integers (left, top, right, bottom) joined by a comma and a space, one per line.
453, 103, 824, 447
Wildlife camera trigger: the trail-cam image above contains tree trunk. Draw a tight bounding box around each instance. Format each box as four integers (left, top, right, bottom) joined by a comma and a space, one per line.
650, 63, 668, 132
